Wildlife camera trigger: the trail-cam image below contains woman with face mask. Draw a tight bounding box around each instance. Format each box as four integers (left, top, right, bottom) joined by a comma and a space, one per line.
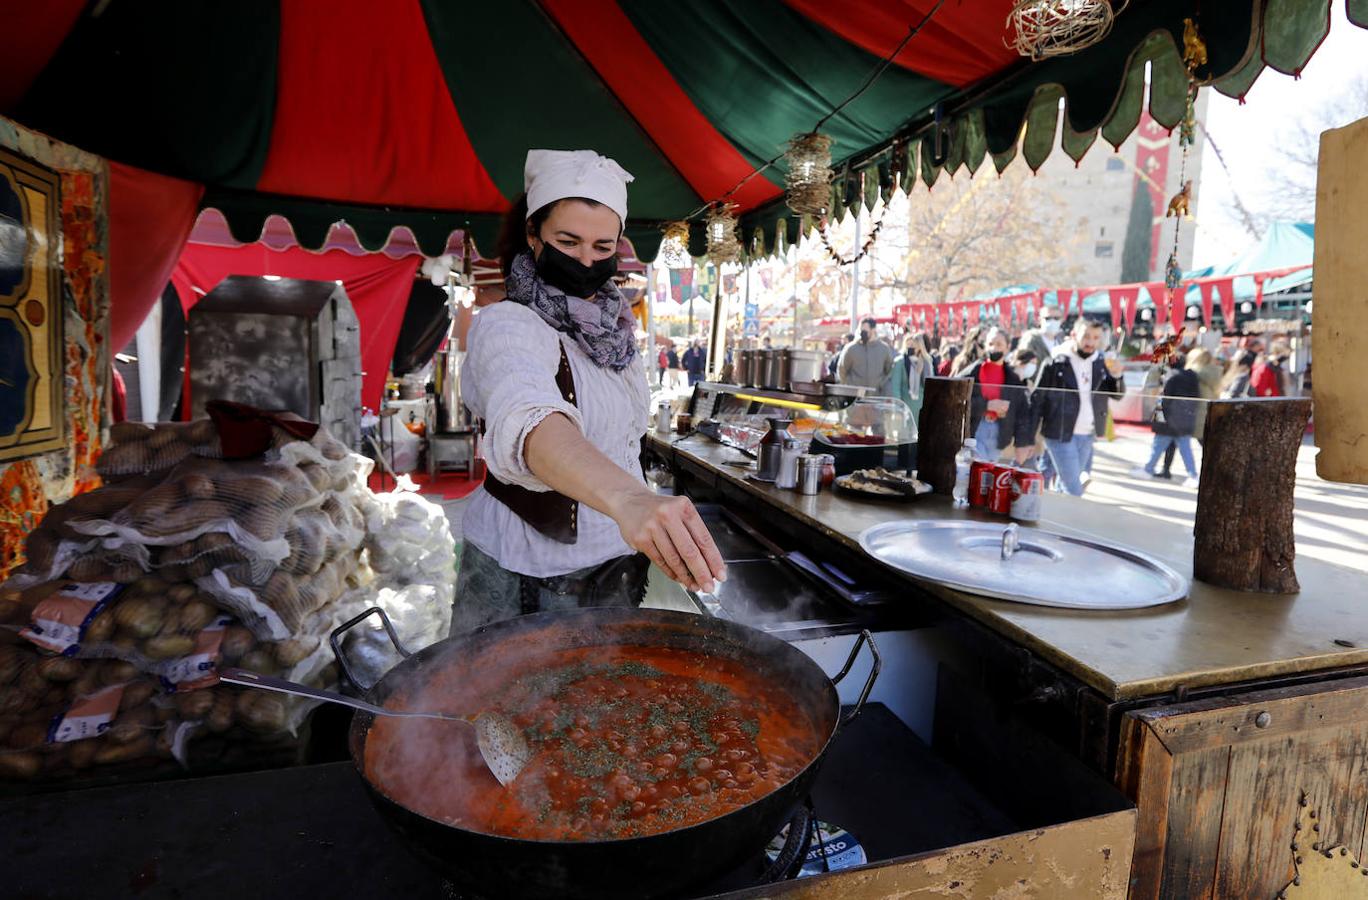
963, 328, 1035, 462
453, 150, 725, 634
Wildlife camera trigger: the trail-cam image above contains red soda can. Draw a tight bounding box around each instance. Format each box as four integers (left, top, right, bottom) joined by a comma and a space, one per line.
968, 460, 995, 508
1010, 467, 1044, 521
988, 464, 1016, 515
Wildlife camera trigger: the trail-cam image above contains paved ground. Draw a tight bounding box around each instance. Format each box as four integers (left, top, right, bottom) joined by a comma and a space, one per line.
1083, 423, 1368, 572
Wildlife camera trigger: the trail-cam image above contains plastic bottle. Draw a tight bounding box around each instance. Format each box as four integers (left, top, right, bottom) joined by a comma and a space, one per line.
952, 438, 978, 508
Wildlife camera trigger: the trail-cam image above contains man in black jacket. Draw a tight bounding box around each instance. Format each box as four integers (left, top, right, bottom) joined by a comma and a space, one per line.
1130, 355, 1201, 486
1016, 318, 1123, 495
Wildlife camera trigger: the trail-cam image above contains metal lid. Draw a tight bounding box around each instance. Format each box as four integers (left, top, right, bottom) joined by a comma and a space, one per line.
859, 520, 1188, 610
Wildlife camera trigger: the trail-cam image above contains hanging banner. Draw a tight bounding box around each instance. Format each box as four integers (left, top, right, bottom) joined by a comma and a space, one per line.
1107, 290, 1122, 329
937, 304, 951, 334
1147, 283, 1168, 327
1014, 294, 1030, 326
1214, 277, 1236, 326
998, 297, 1013, 325
966, 304, 980, 328
1055, 288, 1074, 317
1253, 274, 1267, 310
1109, 286, 1140, 331
669, 268, 693, 303
1198, 281, 1215, 328
1170, 284, 1187, 329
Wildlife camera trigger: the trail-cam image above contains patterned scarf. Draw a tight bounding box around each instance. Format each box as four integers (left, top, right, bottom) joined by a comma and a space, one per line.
505, 252, 638, 371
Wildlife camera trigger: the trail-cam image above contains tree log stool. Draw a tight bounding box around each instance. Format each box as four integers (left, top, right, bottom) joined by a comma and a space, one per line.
918, 376, 972, 497
1194, 398, 1313, 593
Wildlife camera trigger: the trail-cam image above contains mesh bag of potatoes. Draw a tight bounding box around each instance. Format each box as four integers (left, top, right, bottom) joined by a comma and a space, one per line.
363, 490, 456, 599
196, 550, 361, 640
65, 457, 328, 588
0, 642, 169, 781
96, 420, 224, 479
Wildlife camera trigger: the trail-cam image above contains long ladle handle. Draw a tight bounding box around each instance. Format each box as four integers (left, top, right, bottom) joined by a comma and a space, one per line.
219, 668, 462, 723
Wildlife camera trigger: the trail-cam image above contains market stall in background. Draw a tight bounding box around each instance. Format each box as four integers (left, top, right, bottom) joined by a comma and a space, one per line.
0, 2, 1366, 899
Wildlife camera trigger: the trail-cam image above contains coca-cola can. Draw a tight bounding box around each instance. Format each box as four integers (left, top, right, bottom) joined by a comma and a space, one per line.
1010, 467, 1044, 521
988, 464, 1016, 515
968, 460, 995, 508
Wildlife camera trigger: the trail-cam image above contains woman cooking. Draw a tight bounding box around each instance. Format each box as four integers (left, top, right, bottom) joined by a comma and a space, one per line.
452, 149, 725, 634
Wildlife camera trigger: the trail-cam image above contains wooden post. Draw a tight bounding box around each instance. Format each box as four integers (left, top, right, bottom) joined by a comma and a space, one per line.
918, 376, 971, 496
1193, 398, 1312, 593
1312, 116, 1368, 483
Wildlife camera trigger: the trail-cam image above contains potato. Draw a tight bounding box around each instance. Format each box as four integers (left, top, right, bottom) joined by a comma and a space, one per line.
111, 563, 144, 584
272, 636, 319, 668
67, 738, 99, 769
96, 442, 150, 475
238, 694, 287, 734
167, 582, 197, 603
141, 635, 195, 660
0, 691, 37, 717
234, 476, 284, 506
108, 706, 154, 744
81, 608, 115, 645
113, 596, 166, 639
8, 721, 48, 751
154, 705, 176, 725
68, 556, 113, 582
119, 681, 157, 711
238, 649, 277, 675
187, 419, 218, 445
240, 505, 285, 541
110, 422, 152, 444
173, 599, 219, 634
0, 751, 42, 778
298, 463, 330, 493
100, 660, 140, 686
263, 573, 299, 609
95, 735, 154, 765
147, 427, 180, 450
181, 473, 216, 501
37, 656, 81, 682
173, 690, 215, 719
220, 626, 255, 663
206, 694, 235, 733
0, 644, 19, 685
18, 666, 48, 698
127, 573, 170, 598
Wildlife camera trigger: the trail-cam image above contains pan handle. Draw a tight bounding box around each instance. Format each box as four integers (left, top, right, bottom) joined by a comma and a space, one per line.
829, 629, 881, 728
329, 606, 411, 692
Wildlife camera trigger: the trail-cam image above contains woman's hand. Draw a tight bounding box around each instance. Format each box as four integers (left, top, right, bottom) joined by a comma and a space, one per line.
606, 488, 727, 593
987, 399, 1011, 416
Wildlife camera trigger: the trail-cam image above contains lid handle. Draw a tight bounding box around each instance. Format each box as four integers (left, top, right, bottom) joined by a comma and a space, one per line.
1001, 523, 1020, 561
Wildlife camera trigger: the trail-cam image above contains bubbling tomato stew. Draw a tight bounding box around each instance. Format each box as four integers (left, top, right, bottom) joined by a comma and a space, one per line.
364, 644, 824, 841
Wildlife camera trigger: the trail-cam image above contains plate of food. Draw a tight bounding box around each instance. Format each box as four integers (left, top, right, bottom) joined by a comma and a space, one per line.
833, 468, 932, 502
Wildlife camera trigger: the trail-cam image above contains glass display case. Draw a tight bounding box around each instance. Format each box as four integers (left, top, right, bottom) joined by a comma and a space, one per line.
686, 382, 916, 473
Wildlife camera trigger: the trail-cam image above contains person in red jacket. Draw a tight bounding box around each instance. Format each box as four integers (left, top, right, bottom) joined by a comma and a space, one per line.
1249, 345, 1291, 397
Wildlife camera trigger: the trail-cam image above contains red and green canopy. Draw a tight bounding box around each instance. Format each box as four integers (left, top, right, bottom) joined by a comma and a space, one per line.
3, 0, 1362, 260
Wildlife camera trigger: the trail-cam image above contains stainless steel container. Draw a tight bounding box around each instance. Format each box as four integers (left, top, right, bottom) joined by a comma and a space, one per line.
775, 437, 804, 490
738, 349, 757, 386
798, 454, 824, 495
746, 349, 765, 388
760, 349, 789, 390
437, 348, 468, 431
786, 349, 825, 385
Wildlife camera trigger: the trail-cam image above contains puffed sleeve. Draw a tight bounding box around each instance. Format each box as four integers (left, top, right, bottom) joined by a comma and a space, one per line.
461, 304, 583, 491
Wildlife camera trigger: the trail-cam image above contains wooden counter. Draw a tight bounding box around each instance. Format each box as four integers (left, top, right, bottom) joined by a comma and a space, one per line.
648, 432, 1368, 701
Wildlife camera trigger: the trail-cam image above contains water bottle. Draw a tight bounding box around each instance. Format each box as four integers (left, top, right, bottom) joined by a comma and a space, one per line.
952, 438, 977, 508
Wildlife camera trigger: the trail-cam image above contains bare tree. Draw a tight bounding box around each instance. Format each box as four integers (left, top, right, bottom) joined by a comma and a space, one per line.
865, 166, 1085, 304
1264, 72, 1368, 221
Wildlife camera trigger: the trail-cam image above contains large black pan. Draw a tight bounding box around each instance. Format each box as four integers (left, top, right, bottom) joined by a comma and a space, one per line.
329, 606, 879, 900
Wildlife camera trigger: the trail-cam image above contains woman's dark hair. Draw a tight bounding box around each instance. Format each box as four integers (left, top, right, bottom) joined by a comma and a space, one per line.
496, 192, 616, 277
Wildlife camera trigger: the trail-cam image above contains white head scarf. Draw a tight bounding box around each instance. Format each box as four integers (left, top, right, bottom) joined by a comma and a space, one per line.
524, 149, 634, 225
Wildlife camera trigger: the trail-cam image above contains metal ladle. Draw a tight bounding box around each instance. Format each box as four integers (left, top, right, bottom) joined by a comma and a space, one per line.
218, 668, 531, 786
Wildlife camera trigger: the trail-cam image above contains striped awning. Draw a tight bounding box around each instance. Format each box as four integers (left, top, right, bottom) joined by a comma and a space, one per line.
3, 0, 1361, 260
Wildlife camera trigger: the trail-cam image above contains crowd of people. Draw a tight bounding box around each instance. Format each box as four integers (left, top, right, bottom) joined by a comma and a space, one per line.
653, 310, 1302, 499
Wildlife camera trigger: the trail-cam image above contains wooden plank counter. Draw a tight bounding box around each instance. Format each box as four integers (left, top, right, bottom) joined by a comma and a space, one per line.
648, 432, 1368, 701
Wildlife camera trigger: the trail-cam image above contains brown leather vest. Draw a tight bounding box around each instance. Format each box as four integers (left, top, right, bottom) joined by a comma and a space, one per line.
480, 342, 580, 544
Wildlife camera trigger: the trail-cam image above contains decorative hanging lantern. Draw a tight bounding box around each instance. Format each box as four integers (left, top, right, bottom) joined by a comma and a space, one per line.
658, 220, 692, 268
705, 203, 743, 265
1005, 0, 1127, 61
783, 132, 833, 216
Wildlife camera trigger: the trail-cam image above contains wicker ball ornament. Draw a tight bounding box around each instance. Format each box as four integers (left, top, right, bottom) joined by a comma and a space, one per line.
658, 220, 692, 268
1005, 0, 1127, 61
705, 204, 743, 265
784, 132, 834, 216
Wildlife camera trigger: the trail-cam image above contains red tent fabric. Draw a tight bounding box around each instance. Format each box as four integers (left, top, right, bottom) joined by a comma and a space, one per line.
170, 243, 419, 412
107, 161, 204, 353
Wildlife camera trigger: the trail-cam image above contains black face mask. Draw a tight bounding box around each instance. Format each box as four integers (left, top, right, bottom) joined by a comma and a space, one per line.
860, 331, 871, 343
535, 243, 617, 298
1076, 349, 1094, 360
987, 351, 1004, 362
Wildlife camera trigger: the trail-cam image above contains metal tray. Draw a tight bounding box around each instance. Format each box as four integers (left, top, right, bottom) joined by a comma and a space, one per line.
858, 520, 1188, 610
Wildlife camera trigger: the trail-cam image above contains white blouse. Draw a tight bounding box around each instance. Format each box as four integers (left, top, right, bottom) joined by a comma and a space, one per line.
460, 302, 650, 577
